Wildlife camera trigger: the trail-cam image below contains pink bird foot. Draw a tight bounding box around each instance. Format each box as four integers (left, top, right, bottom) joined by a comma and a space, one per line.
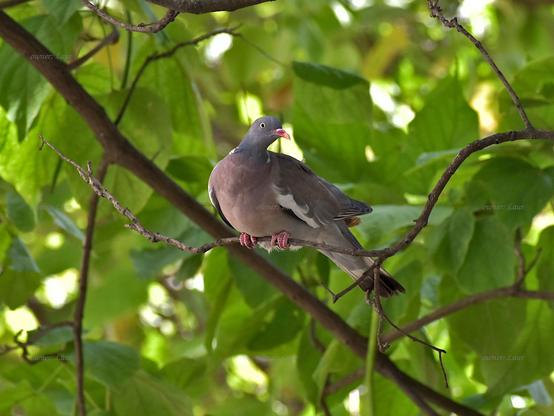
239, 232, 257, 249
270, 231, 290, 249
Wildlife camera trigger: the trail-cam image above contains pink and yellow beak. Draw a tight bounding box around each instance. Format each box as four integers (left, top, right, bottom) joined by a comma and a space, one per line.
275, 128, 290, 140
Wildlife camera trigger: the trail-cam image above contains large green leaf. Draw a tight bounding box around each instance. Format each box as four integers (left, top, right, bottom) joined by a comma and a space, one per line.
0, 238, 41, 309
6, 189, 35, 232
292, 61, 372, 181
536, 226, 554, 293
0, 109, 57, 206
499, 56, 554, 130
455, 216, 515, 294
357, 204, 452, 247
75, 341, 140, 387
135, 48, 213, 158
113, 371, 193, 416
403, 76, 479, 193
0, 15, 81, 139
429, 208, 476, 274
469, 158, 553, 230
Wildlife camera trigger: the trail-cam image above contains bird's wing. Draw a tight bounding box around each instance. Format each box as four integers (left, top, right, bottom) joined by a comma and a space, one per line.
208, 163, 235, 229
270, 152, 372, 228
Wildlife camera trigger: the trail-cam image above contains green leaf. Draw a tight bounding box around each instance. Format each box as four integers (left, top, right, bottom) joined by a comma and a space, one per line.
42, 0, 81, 24
536, 226, 554, 293
229, 257, 276, 308
455, 217, 515, 294
175, 254, 203, 281
429, 208, 476, 274
161, 357, 207, 393
0, 15, 81, 139
137, 52, 213, 158
293, 61, 368, 89
43, 205, 84, 241
84, 263, 149, 327
6, 189, 35, 232
483, 302, 554, 398
292, 61, 372, 181
296, 326, 324, 404
0, 109, 57, 206
409, 76, 479, 153
76, 341, 140, 387
499, 56, 554, 130
28, 325, 73, 348
357, 204, 452, 247
372, 373, 419, 416
113, 371, 193, 416
247, 298, 305, 351
0, 225, 11, 265
404, 76, 479, 193
470, 158, 553, 230
166, 156, 213, 184
0, 238, 41, 308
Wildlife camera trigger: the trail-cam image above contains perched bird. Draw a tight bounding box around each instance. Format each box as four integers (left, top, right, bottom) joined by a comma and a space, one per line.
208, 116, 404, 297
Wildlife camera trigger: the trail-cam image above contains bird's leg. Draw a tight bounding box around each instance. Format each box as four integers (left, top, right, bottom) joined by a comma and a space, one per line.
270, 231, 290, 249
239, 232, 257, 249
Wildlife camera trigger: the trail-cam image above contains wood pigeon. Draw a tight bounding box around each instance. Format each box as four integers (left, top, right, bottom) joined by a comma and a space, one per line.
208, 116, 405, 297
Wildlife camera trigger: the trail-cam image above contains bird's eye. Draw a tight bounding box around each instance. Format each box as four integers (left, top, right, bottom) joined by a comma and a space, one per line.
260, 122, 266, 128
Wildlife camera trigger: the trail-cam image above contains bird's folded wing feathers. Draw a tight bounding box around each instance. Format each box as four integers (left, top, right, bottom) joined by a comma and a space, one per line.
270, 152, 372, 228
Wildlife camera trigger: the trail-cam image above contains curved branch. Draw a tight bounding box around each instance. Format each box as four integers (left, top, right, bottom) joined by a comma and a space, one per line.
68, 27, 119, 70
427, 0, 533, 129
81, 1, 179, 33
0, 11, 484, 415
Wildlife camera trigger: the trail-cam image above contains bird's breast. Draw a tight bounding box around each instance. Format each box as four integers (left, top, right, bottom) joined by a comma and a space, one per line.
210, 155, 283, 236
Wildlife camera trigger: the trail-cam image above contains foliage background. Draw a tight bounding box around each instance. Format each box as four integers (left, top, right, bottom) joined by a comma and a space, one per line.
1, 0, 554, 414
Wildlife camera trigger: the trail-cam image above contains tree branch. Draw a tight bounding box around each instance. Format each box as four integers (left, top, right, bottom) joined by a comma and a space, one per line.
147, 0, 275, 13
73, 157, 109, 416
81, 1, 179, 33
382, 287, 554, 345
427, 0, 534, 129
67, 27, 119, 70
0, 11, 482, 415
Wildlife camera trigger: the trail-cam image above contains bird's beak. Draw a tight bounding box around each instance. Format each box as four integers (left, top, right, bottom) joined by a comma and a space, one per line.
275, 128, 290, 140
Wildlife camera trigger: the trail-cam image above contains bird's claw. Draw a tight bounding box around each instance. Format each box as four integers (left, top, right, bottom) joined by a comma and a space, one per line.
270, 231, 290, 249
239, 233, 257, 249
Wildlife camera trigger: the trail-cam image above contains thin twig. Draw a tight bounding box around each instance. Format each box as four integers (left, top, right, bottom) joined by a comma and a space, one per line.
68, 27, 119, 70
82, 1, 179, 33
371, 266, 449, 388
73, 156, 109, 416
427, 0, 534, 130
382, 287, 554, 345
114, 27, 239, 125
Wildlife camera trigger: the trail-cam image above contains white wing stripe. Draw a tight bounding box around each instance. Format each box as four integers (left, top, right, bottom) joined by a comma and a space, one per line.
276, 191, 319, 228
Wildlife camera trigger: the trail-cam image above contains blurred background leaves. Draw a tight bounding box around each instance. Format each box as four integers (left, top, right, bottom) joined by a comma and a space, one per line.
1, 0, 554, 415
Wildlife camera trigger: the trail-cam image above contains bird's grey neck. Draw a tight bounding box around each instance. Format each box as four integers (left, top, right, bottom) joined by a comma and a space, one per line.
234, 144, 270, 163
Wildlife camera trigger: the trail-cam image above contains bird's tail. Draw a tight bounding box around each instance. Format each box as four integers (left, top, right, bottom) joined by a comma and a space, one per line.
318, 223, 405, 297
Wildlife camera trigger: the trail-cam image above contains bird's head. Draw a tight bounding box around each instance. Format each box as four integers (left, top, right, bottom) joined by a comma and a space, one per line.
242, 116, 290, 150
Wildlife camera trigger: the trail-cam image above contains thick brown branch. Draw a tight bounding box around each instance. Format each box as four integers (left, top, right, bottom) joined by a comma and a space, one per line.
0, 12, 482, 415
147, 0, 274, 13
427, 0, 533, 129
82, 1, 179, 33
74, 157, 108, 416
